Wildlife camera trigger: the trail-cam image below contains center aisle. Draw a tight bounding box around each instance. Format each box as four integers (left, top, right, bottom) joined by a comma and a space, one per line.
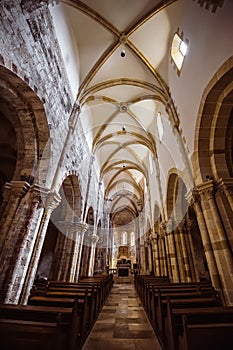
82, 281, 162, 350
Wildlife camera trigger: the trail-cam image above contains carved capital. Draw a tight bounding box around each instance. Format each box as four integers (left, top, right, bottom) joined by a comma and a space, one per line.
149, 232, 158, 243
45, 191, 61, 212
11, 181, 31, 198
197, 180, 215, 200
90, 234, 99, 246
216, 178, 233, 196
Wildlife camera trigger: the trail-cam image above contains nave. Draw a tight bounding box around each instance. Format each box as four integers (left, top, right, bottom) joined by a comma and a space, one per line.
82, 281, 162, 350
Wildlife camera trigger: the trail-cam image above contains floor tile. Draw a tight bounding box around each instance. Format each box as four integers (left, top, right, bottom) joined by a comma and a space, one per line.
81, 281, 162, 350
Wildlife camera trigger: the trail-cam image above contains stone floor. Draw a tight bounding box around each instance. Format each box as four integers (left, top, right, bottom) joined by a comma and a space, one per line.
81, 282, 162, 350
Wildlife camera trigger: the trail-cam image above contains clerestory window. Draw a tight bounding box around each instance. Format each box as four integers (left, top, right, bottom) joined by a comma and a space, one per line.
171, 32, 188, 74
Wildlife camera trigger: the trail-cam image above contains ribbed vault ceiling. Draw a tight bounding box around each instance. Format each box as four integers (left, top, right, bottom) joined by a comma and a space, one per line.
54, 0, 177, 223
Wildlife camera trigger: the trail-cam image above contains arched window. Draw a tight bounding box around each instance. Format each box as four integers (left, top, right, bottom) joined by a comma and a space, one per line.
122, 231, 127, 245
171, 32, 188, 74
130, 231, 135, 246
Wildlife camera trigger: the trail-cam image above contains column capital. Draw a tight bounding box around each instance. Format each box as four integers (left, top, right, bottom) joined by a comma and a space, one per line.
149, 232, 158, 243
90, 234, 99, 245
11, 181, 31, 198
197, 180, 215, 200
216, 178, 233, 193
71, 222, 88, 234
165, 218, 174, 233
159, 221, 167, 231
45, 191, 61, 212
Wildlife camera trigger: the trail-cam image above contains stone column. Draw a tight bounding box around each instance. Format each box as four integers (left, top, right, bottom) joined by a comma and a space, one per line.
185, 218, 199, 282
166, 219, 179, 282
157, 235, 162, 275
0, 181, 30, 258
3, 186, 60, 304
191, 190, 221, 292
173, 224, 185, 282
139, 243, 147, 274
20, 191, 60, 304
216, 178, 233, 212
57, 222, 73, 281
198, 181, 233, 305
165, 232, 173, 279
160, 234, 167, 277
0, 181, 31, 299
146, 237, 153, 274
0, 182, 12, 231
177, 220, 192, 282
68, 222, 88, 282
88, 233, 99, 276
150, 232, 159, 275
216, 178, 233, 250
74, 223, 88, 280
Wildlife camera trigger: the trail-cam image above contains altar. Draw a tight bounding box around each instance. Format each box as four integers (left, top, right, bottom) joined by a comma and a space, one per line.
117, 266, 130, 276
116, 246, 132, 277
117, 258, 131, 277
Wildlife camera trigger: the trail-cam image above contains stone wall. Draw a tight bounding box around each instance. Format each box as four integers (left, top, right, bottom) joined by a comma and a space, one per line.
0, 0, 102, 208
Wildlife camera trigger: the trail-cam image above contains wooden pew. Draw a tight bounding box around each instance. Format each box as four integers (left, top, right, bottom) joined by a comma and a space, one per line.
43, 282, 101, 321
0, 302, 81, 350
158, 296, 221, 347
146, 282, 216, 315
29, 276, 113, 339
28, 291, 91, 338
166, 303, 233, 350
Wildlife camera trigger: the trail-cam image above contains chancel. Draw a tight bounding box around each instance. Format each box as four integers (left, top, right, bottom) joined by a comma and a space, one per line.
0, 1, 233, 350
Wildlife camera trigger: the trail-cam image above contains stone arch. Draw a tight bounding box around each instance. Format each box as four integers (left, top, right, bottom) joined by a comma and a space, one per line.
0, 64, 49, 182
166, 169, 188, 231
38, 174, 83, 280
0, 64, 50, 205
85, 206, 95, 226
194, 56, 233, 184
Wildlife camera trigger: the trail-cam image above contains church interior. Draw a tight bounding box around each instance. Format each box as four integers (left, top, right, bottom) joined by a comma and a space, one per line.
0, 0, 233, 349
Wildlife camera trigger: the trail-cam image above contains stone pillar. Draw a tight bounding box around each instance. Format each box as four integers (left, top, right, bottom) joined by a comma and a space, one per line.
173, 225, 185, 282
2, 185, 60, 304
145, 238, 152, 274
160, 220, 171, 281
56, 222, 73, 281
0, 181, 31, 299
139, 243, 147, 274
185, 218, 199, 282
0, 182, 12, 230
177, 220, 192, 282
49, 222, 66, 281
150, 232, 159, 275
191, 190, 222, 292
0, 181, 30, 259
198, 181, 233, 305
165, 232, 173, 279
20, 191, 60, 304
166, 219, 179, 282
160, 234, 167, 277
216, 178, 233, 250
88, 233, 99, 276
157, 235, 162, 275
68, 222, 88, 282
74, 223, 88, 280
217, 178, 233, 212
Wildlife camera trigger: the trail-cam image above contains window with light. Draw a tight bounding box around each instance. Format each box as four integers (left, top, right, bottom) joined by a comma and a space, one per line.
171, 32, 188, 73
